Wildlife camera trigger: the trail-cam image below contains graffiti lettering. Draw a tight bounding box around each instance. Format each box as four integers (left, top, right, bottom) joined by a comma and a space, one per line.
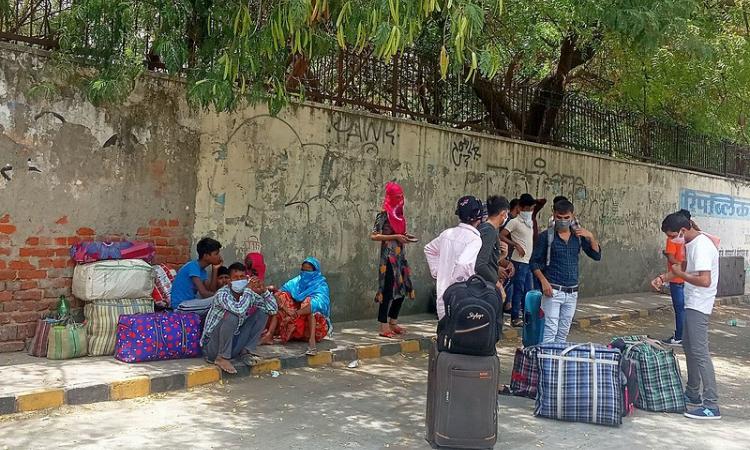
330, 113, 397, 152
450, 138, 481, 168
486, 157, 587, 202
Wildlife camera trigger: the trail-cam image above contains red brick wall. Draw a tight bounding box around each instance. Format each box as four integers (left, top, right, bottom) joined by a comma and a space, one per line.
0, 214, 190, 352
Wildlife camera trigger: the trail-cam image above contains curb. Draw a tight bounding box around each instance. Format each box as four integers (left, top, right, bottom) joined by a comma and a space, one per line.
2, 294, 746, 416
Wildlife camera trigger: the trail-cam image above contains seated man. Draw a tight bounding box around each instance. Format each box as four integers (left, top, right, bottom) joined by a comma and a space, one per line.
216, 266, 230, 288
171, 237, 223, 316
201, 262, 278, 374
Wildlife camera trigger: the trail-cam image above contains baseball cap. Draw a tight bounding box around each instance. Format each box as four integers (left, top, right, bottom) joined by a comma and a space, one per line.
455, 196, 484, 223
519, 193, 536, 207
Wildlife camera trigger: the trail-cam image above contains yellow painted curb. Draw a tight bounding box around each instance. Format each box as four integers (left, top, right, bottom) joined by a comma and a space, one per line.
251, 359, 281, 375
357, 345, 381, 359
187, 367, 221, 388
307, 351, 333, 367
400, 340, 420, 353
110, 377, 150, 400
577, 318, 591, 329
639, 309, 650, 318
16, 389, 64, 412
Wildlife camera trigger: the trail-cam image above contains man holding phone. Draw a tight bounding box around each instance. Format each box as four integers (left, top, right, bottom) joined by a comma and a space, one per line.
530, 199, 601, 343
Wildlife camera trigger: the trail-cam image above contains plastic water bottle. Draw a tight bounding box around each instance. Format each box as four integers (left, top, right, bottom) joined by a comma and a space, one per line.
726, 319, 747, 327
57, 295, 70, 317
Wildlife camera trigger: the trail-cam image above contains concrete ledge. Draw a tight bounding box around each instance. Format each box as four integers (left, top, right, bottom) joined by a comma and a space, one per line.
1, 293, 746, 417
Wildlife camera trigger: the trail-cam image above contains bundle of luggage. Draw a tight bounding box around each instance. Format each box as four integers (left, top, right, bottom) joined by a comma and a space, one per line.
507, 334, 686, 428
425, 275, 502, 449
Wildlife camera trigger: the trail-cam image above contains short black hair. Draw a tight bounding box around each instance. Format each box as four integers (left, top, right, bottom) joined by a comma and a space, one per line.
553, 196, 568, 205
509, 198, 520, 210
228, 262, 246, 274
486, 195, 510, 217
553, 199, 575, 214
519, 193, 536, 207
661, 212, 691, 233
196, 237, 221, 259
217, 266, 229, 277
677, 209, 692, 220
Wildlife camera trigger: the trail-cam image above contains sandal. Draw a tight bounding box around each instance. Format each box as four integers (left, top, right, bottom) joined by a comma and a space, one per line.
240, 354, 262, 366
390, 325, 406, 335
379, 330, 398, 339
305, 348, 318, 356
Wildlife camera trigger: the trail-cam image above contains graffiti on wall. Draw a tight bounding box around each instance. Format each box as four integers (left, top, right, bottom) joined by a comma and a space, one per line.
330, 113, 397, 158
487, 157, 588, 202
680, 188, 750, 220
450, 137, 481, 168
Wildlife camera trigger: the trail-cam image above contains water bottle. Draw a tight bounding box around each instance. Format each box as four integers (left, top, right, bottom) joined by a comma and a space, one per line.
57, 295, 70, 317
726, 319, 747, 327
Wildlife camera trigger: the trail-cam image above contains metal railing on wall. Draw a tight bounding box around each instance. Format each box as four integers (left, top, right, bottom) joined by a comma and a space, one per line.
1, 2, 748, 180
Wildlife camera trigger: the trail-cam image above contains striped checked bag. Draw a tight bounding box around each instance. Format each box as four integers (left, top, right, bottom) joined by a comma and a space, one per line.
535, 342, 623, 426
509, 346, 540, 399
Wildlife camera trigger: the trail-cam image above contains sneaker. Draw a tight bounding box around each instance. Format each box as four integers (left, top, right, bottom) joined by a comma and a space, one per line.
662, 337, 683, 346
684, 406, 721, 420
685, 393, 703, 407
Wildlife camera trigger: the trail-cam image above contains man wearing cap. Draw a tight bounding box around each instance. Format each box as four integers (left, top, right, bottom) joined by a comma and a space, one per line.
500, 193, 537, 327
424, 196, 485, 320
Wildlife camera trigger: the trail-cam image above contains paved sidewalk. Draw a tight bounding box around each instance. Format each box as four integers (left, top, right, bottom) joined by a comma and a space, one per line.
0, 292, 747, 416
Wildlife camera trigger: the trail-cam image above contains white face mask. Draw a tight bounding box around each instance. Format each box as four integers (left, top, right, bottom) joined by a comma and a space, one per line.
230, 279, 249, 293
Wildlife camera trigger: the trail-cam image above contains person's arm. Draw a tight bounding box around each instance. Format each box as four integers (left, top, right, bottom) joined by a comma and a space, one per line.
530, 231, 553, 296
370, 212, 407, 243
500, 224, 524, 257
576, 228, 601, 260
672, 267, 712, 288
453, 236, 483, 281
532, 199, 547, 237
474, 229, 497, 282
424, 235, 442, 279
206, 264, 220, 292
214, 289, 251, 315
247, 289, 279, 315
191, 276, 215, 298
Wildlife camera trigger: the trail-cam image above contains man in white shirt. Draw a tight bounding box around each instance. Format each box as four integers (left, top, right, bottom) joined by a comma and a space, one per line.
500, 193, 536, 327
424, 196, 485, 320
652, 212, 721, 420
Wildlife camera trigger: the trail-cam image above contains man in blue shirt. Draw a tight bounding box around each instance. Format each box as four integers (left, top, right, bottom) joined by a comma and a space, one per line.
171, 237, 223, 313
530, 199, 601, 343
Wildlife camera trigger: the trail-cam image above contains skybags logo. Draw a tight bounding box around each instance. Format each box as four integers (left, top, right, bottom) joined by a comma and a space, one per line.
467, 312, 484, 320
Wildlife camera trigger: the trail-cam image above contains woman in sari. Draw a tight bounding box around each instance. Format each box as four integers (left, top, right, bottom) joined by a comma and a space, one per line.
261, 257, 331, 355
370, 181, 415, 338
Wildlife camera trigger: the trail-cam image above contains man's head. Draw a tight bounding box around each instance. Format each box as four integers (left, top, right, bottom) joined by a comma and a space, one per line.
553, 199, 575, 230
485, 195, 510, 226
217, 266, 230, 288
196, 237, 222, 265
661, 212, 696, 242
553, 196, 568, 210
509, 198, 520, 217
519, 193, 536, 212
455, 195, 484, 227
228, 262, 247, 281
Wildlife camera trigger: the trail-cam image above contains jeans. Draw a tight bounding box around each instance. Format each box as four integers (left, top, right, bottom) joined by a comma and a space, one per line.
669, 283, 685, 340
683, 308, 719, 407
541, 289, 578, 343
511, 262, 531, 320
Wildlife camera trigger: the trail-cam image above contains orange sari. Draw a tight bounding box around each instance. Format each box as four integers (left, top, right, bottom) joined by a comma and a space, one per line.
273, 292, 329, 343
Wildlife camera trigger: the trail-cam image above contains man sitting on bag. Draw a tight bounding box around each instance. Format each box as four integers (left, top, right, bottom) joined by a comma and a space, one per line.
171, 237, 223, 315
201, 262, 278, 374
530, 199, 601, 343
424, 195, 484, 320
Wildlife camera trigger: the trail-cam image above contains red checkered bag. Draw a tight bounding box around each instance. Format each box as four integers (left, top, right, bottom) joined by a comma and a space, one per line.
509, 346, 540, 399
151, 264, 176, 306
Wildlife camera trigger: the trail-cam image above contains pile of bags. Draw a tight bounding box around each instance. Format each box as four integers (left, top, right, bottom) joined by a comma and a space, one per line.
508, 336, 686, 427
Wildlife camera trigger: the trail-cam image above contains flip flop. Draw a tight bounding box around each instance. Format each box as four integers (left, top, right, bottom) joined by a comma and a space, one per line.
305, 349, 318, 356
379, 331, 398, 339
240, 354, 261, 366
390, 325, 406, 335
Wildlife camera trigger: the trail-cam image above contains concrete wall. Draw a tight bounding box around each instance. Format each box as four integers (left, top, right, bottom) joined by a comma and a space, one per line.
2, 42, 750, 351
0, 44, 199, 351
194, 104, 750, 322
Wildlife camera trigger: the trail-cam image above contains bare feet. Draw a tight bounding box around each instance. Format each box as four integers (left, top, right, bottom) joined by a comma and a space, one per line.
214, 356, 237, 374
389, 322, 405, 334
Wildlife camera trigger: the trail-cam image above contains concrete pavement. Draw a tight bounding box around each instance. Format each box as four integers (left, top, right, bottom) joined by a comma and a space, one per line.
1, 302, 749, 449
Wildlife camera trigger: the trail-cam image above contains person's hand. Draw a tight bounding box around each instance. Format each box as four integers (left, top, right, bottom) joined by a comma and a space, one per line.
534, 198, 547, 213
541, 279, 554, 297
671, 263, 685, 278
394, 234, 409, 244
514, 244, 525, 258
506, 261, 516, 278
574, 227, 594, 240
249, 276, 266, 294
650, 275, 665, 292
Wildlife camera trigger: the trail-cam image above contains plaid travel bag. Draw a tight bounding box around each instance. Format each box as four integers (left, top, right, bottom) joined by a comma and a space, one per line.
509, 346, 540, 399
535, 342, 622, 426
612, 336, 686, 413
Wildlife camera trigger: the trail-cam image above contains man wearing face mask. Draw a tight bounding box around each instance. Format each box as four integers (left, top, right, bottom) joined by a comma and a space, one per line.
201, 262, 279, 374
530, 199, 601, 343
501, 193, 537, 327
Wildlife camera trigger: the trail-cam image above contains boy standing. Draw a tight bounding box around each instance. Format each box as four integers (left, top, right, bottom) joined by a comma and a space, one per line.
652, 212, 721, 420
171, 237, 223, 314
202, 262, 278, 374
501, 193, 536, 327
530, 199, 601, 343
475, 195, 510, 289
424, 196, 485, 320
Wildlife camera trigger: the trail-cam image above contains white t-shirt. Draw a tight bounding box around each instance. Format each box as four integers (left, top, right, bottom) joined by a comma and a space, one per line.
684, 233, 719, 315
504, 217, 533, 264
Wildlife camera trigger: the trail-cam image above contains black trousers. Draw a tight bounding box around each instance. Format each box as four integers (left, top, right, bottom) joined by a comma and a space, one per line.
378, 262, 404, 323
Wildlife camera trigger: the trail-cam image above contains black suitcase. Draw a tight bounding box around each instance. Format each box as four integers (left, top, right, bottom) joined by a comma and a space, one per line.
426, 342, 499, 449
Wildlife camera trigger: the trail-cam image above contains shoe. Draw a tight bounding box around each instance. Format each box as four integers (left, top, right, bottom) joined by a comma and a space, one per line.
684, 393, 703, 407
511, 319, 524, 328
662, 337, 683, 346
684, 406, 721, 420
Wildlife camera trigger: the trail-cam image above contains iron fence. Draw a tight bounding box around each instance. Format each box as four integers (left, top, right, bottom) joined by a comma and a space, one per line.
0, 2, 748, 179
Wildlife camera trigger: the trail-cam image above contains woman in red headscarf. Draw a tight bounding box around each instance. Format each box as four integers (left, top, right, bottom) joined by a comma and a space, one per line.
370, 181, 416, 338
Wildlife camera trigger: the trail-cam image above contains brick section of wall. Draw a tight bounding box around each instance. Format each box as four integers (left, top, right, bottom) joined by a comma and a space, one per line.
0, 215, 191, 352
